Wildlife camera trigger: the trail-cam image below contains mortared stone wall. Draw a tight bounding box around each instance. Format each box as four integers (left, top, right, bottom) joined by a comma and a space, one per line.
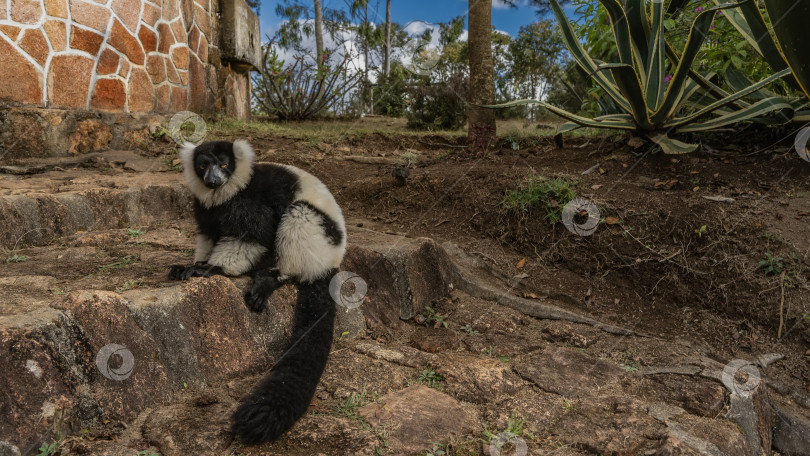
0, 0, 255, 119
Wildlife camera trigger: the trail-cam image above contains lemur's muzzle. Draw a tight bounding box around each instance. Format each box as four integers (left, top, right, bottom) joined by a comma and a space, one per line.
204, 166, 226, 188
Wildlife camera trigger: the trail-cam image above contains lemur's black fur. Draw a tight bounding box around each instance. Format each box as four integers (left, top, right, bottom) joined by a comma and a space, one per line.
169, 140, 346, 444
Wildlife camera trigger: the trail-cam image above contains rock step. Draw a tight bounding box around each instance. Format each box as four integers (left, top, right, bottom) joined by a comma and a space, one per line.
18, 290, 810, 456
0, 173, 189, 250
0, 228, 453, 454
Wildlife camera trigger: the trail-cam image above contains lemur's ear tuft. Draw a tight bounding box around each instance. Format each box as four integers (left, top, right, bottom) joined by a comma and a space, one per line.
232, 139, 256, 167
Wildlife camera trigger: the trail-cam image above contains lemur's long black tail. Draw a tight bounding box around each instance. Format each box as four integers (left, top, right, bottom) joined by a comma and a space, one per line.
231, 271, 336, 444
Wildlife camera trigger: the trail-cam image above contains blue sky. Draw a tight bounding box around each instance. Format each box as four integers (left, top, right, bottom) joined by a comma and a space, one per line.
261, 0, 552, 39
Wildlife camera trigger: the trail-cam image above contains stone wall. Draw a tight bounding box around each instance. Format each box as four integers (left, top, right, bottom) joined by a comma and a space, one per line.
0, 0, 259, 119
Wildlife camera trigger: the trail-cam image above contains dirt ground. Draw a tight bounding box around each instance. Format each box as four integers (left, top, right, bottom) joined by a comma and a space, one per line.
196, 117, 810, 393
3, 116, 810, 455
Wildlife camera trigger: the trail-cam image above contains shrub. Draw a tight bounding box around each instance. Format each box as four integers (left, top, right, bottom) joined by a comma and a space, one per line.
371, 66, 409, 117
406, 72, 468, 130
252, 40, 365, 121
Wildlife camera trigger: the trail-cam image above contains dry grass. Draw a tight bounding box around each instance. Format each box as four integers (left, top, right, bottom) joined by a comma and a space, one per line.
208, 116, 618, 143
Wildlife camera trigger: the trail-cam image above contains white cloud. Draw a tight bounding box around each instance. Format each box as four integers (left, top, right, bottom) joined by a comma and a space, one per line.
264, 19, 378, 82
403, 21, 432, 36
492, 0, 512, 9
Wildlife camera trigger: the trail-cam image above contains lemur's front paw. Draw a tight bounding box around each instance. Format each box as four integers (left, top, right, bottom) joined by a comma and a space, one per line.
243, 287, 268, 313
168, 263, 220, 280
169, 265, 191, 280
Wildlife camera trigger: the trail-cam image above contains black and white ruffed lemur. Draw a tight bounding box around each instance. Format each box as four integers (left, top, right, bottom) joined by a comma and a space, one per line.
168, 139, 346, 444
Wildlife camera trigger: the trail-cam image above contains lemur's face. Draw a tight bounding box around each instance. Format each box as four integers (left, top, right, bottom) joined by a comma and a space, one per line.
194, 146, 236, 189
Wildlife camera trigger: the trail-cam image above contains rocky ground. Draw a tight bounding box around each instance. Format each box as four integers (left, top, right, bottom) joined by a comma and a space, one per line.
1, 128, 810, 455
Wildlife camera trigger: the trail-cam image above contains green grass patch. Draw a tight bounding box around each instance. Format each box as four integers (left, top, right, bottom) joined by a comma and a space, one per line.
414, 365, 444, 388
502, 174, 579, 223
95, 256, 136, 275
116, 278, 143, 293
5, 254, 28, 263
333, 387, 380, 425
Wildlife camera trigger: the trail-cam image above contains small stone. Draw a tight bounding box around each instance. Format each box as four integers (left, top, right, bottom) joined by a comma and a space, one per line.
0, 24, 22, 40
108, 18, 145, 65
118, 59, 130, 78
44, 0, 67, 18
143, 400, 234, 455
648, 374, 726, 417
171, 44, 189, 70
67, 119, 112, 153
157, 22, 175, 53
146, 54, 167, 84
555, 396, 666, 454
188, 55, 205, 111
90, 78, 126, 110
138, 26, 158, 53
359, 385, 473, 454
170, 18, 185, 45
155, 84, 171, 112
668, 414, 750, 456
433, 352, 521, 403
142, 2, 160, 26
11, 0, 42, 24
188, 26, 200, 52
166, 58, 181, 84
48, 54, 94, 108
128, 67, 155, 112
197, 33, 208, 61
70, 26, 104, 56
96, 49, 119, 75
194, 3, 210, 36
162, 0, 179, 20
19, 28, 49, 65
169, 85, 187, 111
193, 394, 218, 406
111, 0, 140, 32
42, 20, 67, 51
181, 0, 193, 30
513, 345, 624, 397
69, 0, 110, 32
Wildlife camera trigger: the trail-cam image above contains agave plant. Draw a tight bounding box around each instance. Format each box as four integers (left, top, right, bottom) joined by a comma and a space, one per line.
489, 0, 796, 154
713, 0, 810, 119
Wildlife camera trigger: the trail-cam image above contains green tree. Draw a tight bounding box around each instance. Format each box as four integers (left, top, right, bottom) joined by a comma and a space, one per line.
505, 21, 565, 120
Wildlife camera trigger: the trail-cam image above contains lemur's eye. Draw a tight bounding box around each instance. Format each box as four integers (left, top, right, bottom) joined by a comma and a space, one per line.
220, 164, 228, 168
198, 165, 205, 170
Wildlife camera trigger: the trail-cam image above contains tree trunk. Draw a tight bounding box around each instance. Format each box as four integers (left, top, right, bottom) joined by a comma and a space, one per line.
383, 0, 391, 77
364, 1, 371, 113
467, 0, 496, 151
314, 0, 324, 63
314, 0, 325, 102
